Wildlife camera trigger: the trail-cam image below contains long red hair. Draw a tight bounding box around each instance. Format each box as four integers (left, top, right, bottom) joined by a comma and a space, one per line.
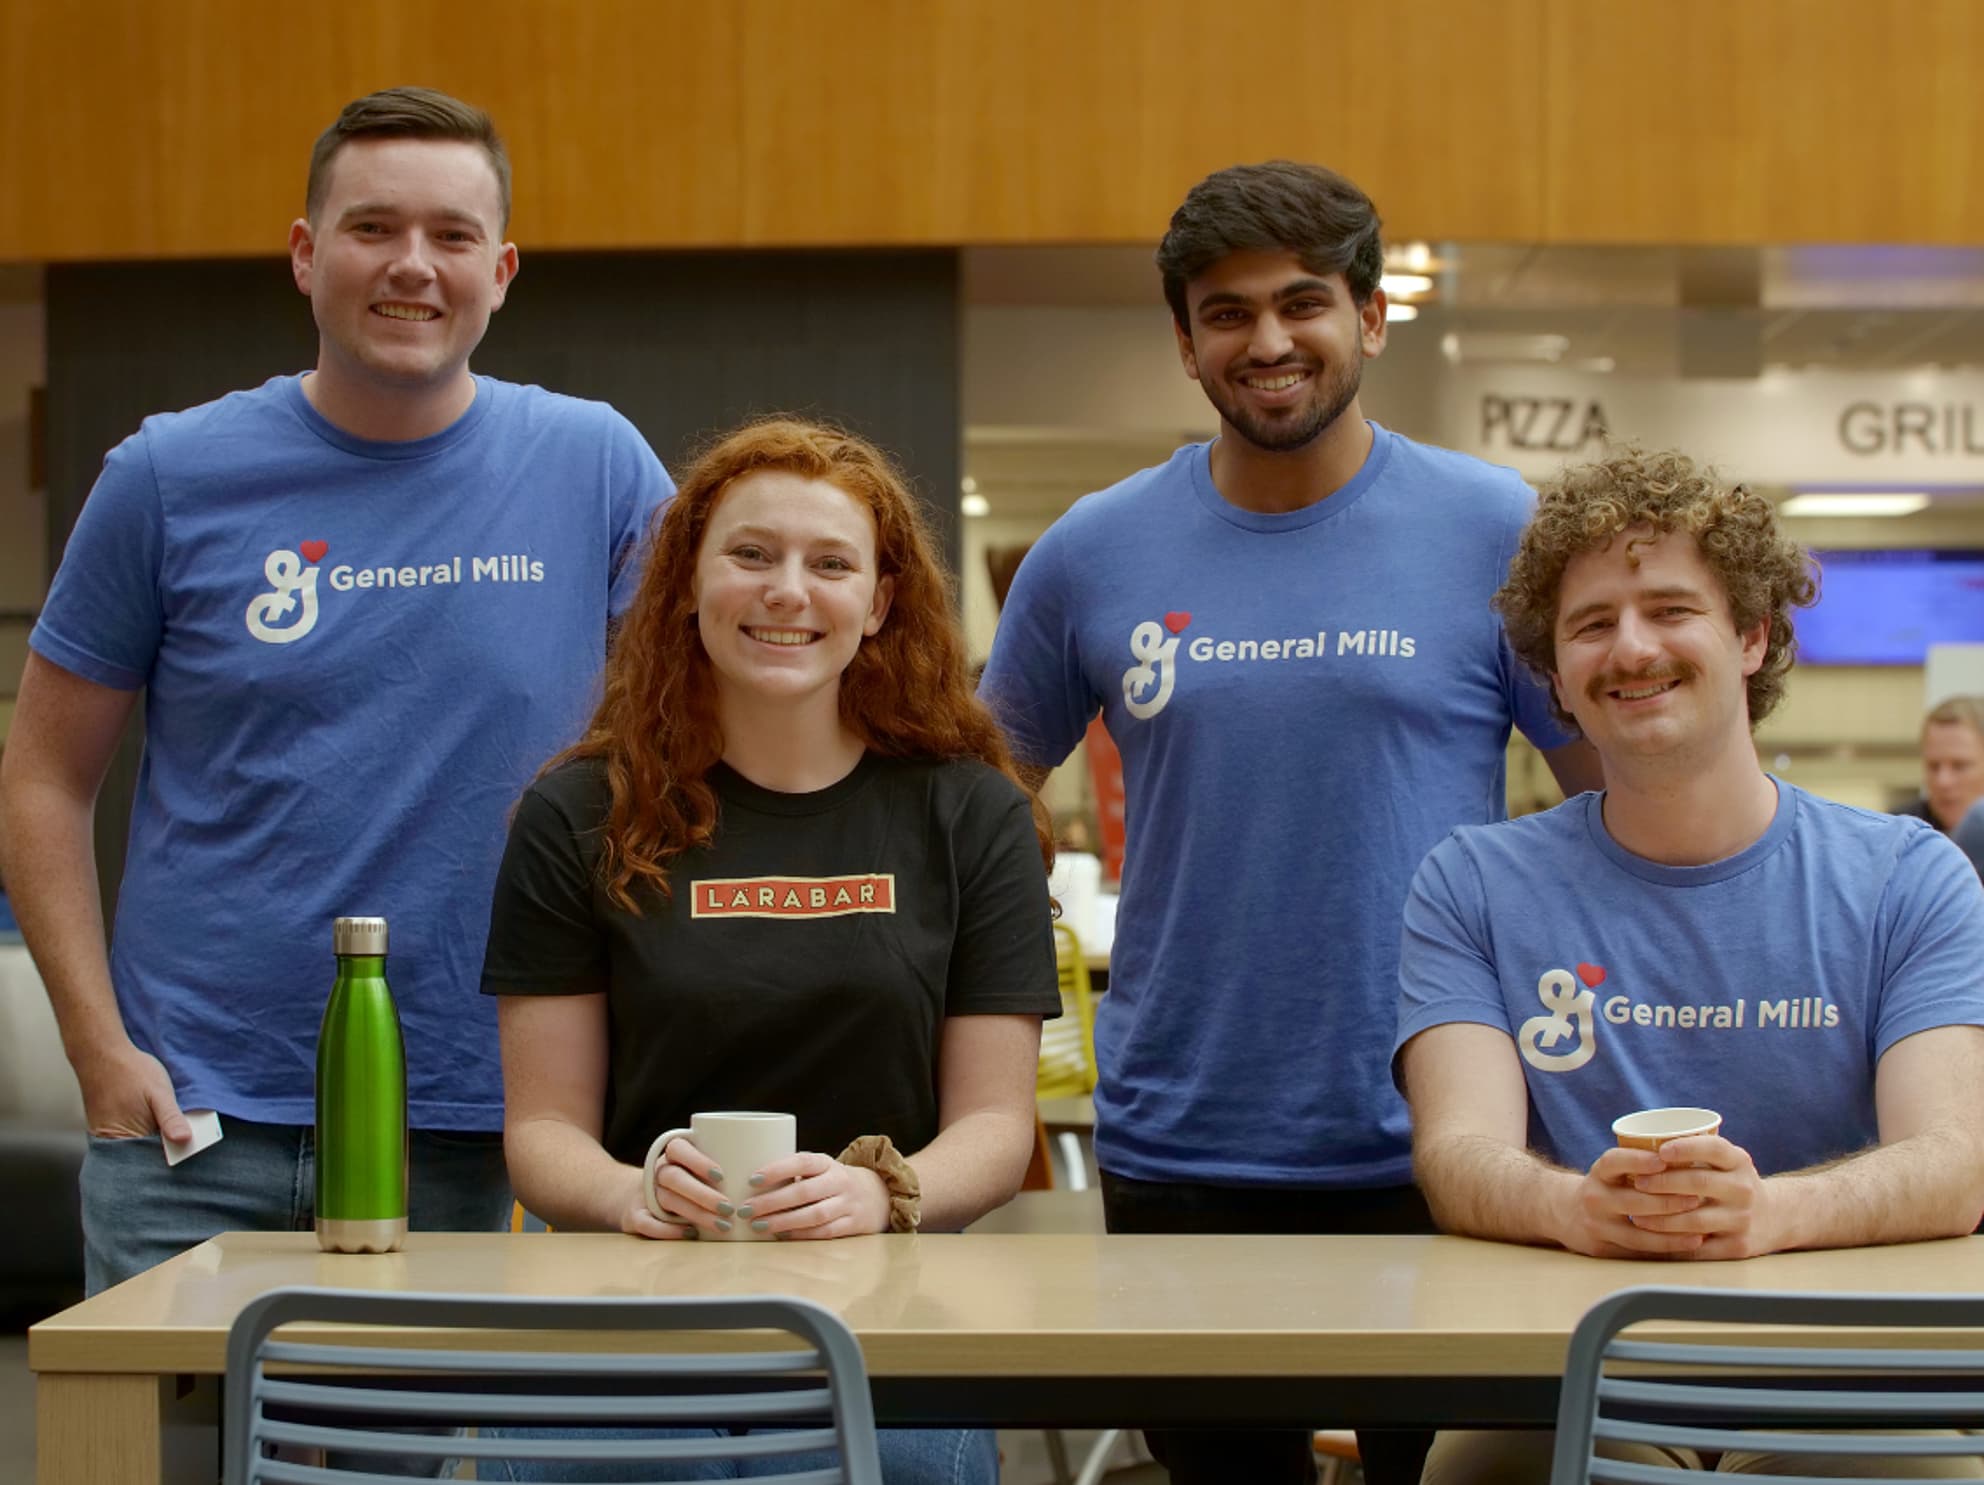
554, 416, 1054, 911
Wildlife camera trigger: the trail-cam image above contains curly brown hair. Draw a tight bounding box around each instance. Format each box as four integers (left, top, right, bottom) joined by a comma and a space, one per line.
1494, 447, 1818, 732
552, 415, 1053, 911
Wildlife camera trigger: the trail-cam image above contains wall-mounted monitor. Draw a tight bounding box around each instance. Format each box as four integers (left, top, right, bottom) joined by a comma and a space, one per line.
1799, 549, 1984, 666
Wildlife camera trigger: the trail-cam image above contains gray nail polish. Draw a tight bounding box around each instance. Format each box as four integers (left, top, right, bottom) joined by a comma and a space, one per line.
749, 1172, 767, 1187
706, 1166, 724, 1182
736, 1204, 754, 1219
750, 1219, 770, 1233
716, 1202, 734, 1217
715, 1219, 732, 1233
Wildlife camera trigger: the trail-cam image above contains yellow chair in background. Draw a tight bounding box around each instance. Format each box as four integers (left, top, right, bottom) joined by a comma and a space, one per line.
1035, 920, 1100, 1195
1036, 921, 1099, 1099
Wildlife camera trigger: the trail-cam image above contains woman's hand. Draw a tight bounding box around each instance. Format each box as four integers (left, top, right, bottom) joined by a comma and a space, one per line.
632, 1134, 737, 1240
732, 1151, 891, 1240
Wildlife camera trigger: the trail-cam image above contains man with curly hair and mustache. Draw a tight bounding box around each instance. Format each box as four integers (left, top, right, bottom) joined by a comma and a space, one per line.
1393, 447, 1984, 1484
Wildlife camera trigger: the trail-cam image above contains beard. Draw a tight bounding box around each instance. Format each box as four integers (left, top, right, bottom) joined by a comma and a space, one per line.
1201, 346, 1364, 454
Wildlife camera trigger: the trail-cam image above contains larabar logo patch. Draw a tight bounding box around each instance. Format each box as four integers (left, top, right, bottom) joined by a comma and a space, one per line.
690, 874, 897, 919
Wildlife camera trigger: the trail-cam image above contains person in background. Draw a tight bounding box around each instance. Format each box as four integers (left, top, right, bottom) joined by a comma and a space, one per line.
483, 416, 1057, 1484
1910, 696, 1984, 841
1954, 801, 1984, 879
978, 158, 1601, 1485
0, 86, 671, 1295
1397, 447, 1984, 1483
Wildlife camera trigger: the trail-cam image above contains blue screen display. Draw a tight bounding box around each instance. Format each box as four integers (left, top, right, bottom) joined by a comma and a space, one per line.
1799, 550, 1984, 665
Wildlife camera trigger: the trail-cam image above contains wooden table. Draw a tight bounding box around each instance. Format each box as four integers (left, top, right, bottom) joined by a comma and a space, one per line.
30, 1228, 1984, 1484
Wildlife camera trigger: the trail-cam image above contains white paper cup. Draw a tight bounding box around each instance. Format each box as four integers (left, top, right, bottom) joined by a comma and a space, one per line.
643, 1111, 796, 1240
1612, 1106, 1722, 1152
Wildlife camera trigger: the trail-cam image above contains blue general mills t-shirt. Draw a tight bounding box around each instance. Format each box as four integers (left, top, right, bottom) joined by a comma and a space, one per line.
30, 374, 671, 1129
1395, 781, 1984, 1176
981, 426, 1572, 1186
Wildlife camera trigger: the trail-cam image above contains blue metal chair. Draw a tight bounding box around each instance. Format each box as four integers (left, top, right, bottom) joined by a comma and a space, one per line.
223, 1285, 883, 1483
1551, 1286, 1984, 1485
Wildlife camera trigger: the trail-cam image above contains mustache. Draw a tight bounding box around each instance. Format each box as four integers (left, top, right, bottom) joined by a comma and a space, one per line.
1586, 663, 1694, 703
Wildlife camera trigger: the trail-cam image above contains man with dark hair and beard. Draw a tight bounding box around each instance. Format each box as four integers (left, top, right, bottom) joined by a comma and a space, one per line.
980, 160, 1601, 1485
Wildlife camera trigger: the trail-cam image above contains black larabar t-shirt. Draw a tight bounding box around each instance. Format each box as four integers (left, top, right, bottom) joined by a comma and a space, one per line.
482, 753, 1059, 1167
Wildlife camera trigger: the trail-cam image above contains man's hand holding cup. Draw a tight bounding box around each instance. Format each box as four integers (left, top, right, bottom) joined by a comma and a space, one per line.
1612, 1107, 1777, 1258
1552, 1107, 1727, 1259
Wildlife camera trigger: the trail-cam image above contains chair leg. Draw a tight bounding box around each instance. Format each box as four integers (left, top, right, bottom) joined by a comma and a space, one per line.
1041, 1428, 1075, 1485
1055, 1131, 1090, 1191
1071, 1428, 1124, 1485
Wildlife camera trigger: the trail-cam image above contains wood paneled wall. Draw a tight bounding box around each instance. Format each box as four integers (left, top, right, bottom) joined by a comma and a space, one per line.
4, 0, 1979, 260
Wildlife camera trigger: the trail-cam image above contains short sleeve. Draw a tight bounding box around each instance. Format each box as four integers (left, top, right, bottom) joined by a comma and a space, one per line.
1503, 629, 1576, 753
978, 527, 1096, 770
1487, 484, 1576, 754
603, 411, 673, 621
944, 774, 1060, 1019
1871, 827, 1984, 1057
30, 430, 167, 689
1392, 835, 1520, 1089
481, 778, 610, 997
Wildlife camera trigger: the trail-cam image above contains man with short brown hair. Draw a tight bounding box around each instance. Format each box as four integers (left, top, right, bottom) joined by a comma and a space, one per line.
1915, 695, 1984, 836
1, 86, 671, 1295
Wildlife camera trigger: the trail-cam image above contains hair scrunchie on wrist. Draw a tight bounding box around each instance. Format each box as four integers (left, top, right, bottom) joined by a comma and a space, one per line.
836, 1134, 922, 1232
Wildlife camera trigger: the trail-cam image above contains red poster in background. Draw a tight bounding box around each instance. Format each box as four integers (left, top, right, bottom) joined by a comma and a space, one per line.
1084, 717, 1125, 884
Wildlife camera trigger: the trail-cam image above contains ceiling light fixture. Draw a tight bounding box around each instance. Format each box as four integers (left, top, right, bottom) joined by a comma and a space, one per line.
1386, 303, 1418, 323
1777, 492, 1929, 518
961, 492, 991, 518
1436, 332, 1569, 364
1380, 273, 1433, 298
1389, 242, 1433, 273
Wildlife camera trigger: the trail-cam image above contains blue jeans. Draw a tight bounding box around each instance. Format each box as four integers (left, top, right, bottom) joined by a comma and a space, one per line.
482, 1426, 998, 1483
80, 1116, 512, 1291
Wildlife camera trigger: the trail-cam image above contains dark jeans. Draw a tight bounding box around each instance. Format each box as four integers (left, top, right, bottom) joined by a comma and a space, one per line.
1100, 1170, 1439, 1485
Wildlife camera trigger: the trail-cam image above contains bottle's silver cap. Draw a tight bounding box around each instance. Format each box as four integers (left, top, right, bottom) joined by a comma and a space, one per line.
333, 916, 389, 956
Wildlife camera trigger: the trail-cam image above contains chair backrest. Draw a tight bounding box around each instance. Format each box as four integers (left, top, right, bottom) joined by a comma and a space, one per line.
223, 1285, 882, 1484
1550, 1285, 1984, 1485
1036, 920, 1098, 1098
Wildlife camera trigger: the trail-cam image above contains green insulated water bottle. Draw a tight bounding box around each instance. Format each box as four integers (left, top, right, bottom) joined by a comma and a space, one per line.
315, 915, 408, 1253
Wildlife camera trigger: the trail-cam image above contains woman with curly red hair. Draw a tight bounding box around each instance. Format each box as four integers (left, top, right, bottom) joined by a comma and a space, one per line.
479, 416, 1055, 1482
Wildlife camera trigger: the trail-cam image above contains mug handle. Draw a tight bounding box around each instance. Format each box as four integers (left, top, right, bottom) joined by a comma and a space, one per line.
642, 1127, 694, 1221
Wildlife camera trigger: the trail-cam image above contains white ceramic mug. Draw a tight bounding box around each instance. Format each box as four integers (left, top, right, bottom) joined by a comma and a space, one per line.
642, 1111, 797, 1240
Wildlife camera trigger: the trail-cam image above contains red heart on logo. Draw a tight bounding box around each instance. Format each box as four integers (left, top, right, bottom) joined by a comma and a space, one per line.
299, 540, 329, 564
1575, 962, 1606, 988
1163, 611, 1192, 634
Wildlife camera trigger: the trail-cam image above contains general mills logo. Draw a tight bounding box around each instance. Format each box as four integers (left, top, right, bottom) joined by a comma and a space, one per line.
1517, 962, 1605, 1073
245, 540, 327, 645
1121, 611, 1190, 720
